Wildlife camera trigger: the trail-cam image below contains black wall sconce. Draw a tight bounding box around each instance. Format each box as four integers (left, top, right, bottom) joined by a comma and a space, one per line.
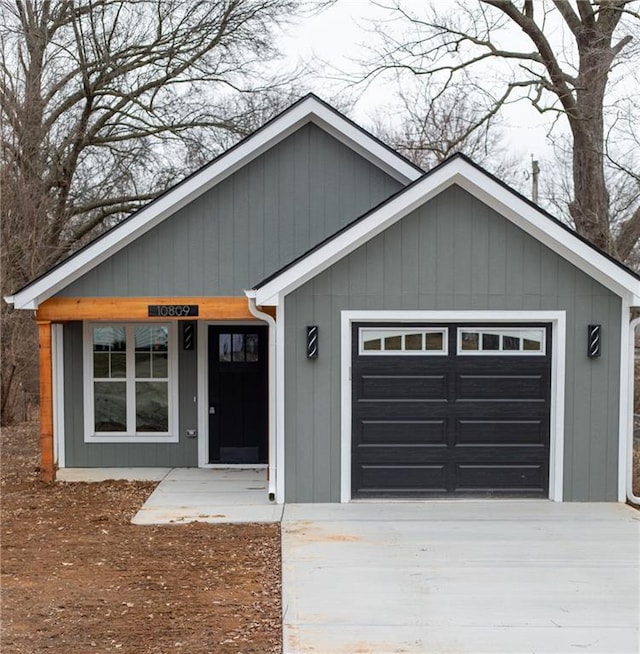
182, 321, 196, 351
587, 324, 601, 358
306, 325, 319, 359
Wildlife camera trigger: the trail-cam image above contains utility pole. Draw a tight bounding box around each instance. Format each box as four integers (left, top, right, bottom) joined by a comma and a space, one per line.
531, 157, 540, 204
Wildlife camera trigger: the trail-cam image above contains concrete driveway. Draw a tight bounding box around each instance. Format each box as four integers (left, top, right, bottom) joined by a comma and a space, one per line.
282, 502, 639, 654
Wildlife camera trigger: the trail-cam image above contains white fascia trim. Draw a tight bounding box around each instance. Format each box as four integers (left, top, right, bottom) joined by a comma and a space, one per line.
255, 158, 640, 307
52, 324, 65, 468
340, 310, 566, 503
7, 98, 418, 311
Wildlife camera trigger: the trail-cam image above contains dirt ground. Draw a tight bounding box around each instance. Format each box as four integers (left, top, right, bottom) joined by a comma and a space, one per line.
0, 421, 281, 653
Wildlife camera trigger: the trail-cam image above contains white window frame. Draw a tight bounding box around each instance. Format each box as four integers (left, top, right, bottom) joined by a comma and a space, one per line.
83, 322, 179, 443
358, 327, 448, 355
456, 327, 546, 356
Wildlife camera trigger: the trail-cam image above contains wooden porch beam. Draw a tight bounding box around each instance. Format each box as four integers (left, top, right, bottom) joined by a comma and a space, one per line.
35, 296, 270, 322
36, 320, 55, 482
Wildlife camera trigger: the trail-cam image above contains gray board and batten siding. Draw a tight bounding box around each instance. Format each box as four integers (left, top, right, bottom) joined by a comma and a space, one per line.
58, 123, 403, 298
59, 123, 403, 466
284, 185, 621, 503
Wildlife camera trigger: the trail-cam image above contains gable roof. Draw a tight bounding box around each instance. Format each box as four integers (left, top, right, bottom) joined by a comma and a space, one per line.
6, 94, 422, 310
249, 154, 640, 306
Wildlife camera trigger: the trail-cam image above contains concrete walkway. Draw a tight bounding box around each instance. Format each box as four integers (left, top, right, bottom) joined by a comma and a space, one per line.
281, 502, 640, 654
131, 468, 283, 524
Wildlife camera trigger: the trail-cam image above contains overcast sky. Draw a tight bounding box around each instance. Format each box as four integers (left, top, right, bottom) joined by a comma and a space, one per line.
277, 1, 570, 171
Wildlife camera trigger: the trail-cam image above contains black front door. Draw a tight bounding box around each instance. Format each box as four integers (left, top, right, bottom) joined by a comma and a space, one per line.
208, 325, 268, 464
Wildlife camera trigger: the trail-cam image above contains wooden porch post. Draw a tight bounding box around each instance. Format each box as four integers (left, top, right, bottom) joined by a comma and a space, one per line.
36, 320, 55, 482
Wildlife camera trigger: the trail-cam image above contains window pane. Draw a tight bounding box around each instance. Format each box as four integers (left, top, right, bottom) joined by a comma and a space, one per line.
111, 353, 127, 378
219, 334, 231, 362
362, 331, 387, 351
94, 326, 125, 352
135, 327, 152, 352
93, 353, 109, 378
136, 382, 168, 432
246, 334, 259, 362
363, 337, 382, 350
425, 332, 444, 351
461, 332, 479, 350
404, 333, 423, 350
135, 326, 168, 353
152, 327, 168, 352
232, 334, 245, 361
135, 352, 151, 378
384, 335, 402, 350
482, 333, 500, 350
503, 335, 521, 351
523, 338, 542, 351
94, 382, 127, 431
152, 352, 168, 378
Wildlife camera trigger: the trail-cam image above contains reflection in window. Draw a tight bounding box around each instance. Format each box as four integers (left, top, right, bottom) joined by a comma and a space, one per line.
232, 334, 245, 361
94, 381, 127, 431
135, 326, 168, 379
461, 332, 479, 351
93, 326, 126, 378
219, 333, 259, 363
136, 381, 169, 431
219, 334, 231, 362
246, 334, 259, 362
384, 335, 402, 350
482, 333, 500, 350
404, 333, 423, 350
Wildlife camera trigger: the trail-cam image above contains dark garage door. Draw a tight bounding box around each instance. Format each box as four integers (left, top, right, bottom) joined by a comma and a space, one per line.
351, 323, 552, 499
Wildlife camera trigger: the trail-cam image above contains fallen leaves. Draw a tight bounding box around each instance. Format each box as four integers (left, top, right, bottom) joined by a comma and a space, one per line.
1, 420, 282, 653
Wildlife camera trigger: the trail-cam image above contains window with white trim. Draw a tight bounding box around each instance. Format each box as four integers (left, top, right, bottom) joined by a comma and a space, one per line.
359, 328, 448, 355
457, 328, 546, 355
84, 323, 178, 442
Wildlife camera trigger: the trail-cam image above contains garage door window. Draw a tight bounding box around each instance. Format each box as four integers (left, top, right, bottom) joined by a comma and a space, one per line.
360, 328, 447, 355
458, 328, 545, 355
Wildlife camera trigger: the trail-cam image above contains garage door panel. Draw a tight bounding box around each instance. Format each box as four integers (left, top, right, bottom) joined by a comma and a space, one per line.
455, 464, 546, 494
354, 443, 450, 463
358, 464, 447, 494
358, 374, 448, 401
455, 420, 547, 446
456, 374, 547, 401
359, 419, 447, 445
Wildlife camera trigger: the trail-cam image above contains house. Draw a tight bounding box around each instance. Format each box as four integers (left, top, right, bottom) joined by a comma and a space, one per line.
6, 94, 640, 503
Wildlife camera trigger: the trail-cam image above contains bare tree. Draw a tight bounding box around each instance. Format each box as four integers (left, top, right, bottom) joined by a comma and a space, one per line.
364, 0, 640, 260
0, 0, 301, 424
369, 80, 520, 185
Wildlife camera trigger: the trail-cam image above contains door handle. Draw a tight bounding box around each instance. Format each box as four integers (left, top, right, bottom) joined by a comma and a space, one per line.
209, 406, 216, 415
